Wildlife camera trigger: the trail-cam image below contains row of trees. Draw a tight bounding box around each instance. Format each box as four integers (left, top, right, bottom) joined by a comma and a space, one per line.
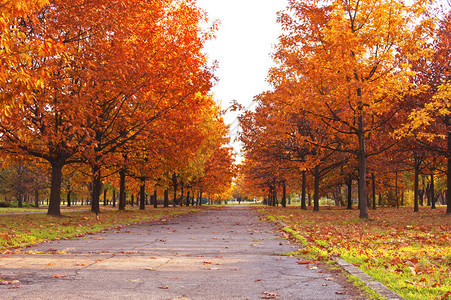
238, 0, 451, 218
0, 0, 235, 215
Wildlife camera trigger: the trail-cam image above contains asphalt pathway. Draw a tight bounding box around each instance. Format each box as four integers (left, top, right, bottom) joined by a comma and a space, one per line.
0, 206, 366, 299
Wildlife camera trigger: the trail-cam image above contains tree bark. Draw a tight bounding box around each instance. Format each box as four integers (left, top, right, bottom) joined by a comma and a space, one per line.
91, 165, 101, 215
104, 189, 107, 206
414, 153, 420, 212
119, 169, 126, 210
48, 161, 64, 216
347, 174, 353, 209
357, 89, 369, 219
313, 165, 320, 212
431, 171, 436, 209
172, 174, 177, 207
372, 173, 376, 210
153, 189, 157, 208
140, 178, 145, 210
67, 190, 71, 207
186, 190, 190, 206
301, 171, 307, 210
447, 125, 451, 214
34, 189, 39, 208
17, 194, 23, 208
395, 171, 399, 209
164, 189, 169, 207
282, 180, 286, 208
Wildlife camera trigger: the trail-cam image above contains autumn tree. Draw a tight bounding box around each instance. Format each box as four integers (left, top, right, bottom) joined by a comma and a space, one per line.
271, 0, 433, 218
0, 0, 217, 216
400, 10, 451, 214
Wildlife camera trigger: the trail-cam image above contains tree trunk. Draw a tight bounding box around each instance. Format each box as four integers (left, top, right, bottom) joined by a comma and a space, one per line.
447, 124, 451, 213
153, 189, 157, 208
357, 95, 369, 219
199, 190, 203, 206
173, 186, 177, 207
395, 171, 399, 209
48, 161, 64, 216
131, 194, 134, 207
419, 176, 425, 206
17, 194, 23, 208
34, 189, 39, 208
104, 189, 107, 206
301, 171, 307, 210
431, 171, 436, 209
372, 173, 376, 210
172, 174, 177, 207
119, 169, 126, 210
347, 174, 353, 209
164, 189, 169, 207
67, 190, 71, 207
448, 155, 451, 213
186, 190, 190, 206
180, 184, 184, 207
282, 180, 286, 208
313, 165, 320, 212
140, 178, 145, 210
112, 189, 116, 208
414, 153, 420, 212
91, 165, 101, 215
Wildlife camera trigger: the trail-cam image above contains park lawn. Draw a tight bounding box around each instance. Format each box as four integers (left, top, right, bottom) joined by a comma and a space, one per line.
259, 206, 451, 300
0, 205, 103, 213
0, 206, 209, 251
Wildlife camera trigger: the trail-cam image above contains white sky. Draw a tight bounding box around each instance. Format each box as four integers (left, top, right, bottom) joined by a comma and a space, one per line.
196, 0, 287, 160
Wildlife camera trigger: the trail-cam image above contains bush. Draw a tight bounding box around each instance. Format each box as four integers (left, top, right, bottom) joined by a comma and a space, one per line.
0, 201, 35, 208
0, 201, 11, 207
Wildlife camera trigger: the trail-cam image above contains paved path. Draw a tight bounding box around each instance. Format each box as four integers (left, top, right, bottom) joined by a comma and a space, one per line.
1, 206, 366, 299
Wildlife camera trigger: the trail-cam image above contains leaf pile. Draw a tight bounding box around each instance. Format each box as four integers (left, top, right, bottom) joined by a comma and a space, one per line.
260, 206, 450, 300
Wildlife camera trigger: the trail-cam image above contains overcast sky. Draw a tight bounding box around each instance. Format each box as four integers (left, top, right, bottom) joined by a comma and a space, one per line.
196, 0, 287, 159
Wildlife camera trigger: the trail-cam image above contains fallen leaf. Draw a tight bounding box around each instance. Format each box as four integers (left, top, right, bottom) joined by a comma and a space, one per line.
325, 278, 334, 281
4, 286, 21, 289
51, 274, 67, 278
336, 291, 347, 294
261, 291, 280, 299
0, 280, 20, 285
158, 285, 169, 289
297, 260, 315, 265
